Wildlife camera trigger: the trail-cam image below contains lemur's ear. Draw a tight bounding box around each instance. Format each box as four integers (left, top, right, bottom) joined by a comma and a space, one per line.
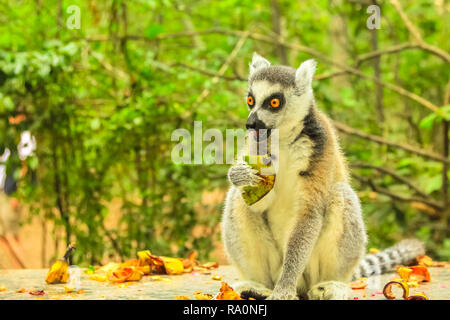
249, 52, 270, 77
295, 59, 317, 92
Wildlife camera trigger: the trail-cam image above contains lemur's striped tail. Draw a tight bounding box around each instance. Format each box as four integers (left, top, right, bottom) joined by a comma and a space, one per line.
352, 239, 425, 280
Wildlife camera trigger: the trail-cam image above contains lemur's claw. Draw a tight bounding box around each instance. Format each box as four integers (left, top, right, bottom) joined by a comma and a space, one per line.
232, 281, 272, 300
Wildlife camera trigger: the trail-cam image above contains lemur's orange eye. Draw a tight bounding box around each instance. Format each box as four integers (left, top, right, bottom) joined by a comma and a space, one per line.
247, 95, 254, 106
270, 98, 280, 108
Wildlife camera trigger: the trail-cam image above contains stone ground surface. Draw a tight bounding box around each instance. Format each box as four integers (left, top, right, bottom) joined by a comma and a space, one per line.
0, 266, 449, 300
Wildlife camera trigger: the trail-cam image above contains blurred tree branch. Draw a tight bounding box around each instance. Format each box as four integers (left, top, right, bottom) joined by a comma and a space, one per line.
333, 120, 449, 164
350, 162, 429, 199
185, 31, 249, 120
81, 28, 444, 115
388, 0, 450, 63
352, 173, 443, 214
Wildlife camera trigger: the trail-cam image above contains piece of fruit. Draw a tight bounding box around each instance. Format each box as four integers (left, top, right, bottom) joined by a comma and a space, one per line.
240, 155, 276, 206
383, 280, 409, 300
89, 274, 108, 282
64, 285, 75, 293
160, 257, 184, 275
29, 289, 46, 296
137, 250, 152, 266
45, 243, 76, 284
409, 265, 431, 282
407, 292, 429, 300
135, 265, 150, 275
416, 255, 433, 267
194, 291, 214, 300
108, 266, 144, 283
216, 282, 243, 300
397, 267, 413, 282
96, 262, 121, 273
350, 278, 367, 290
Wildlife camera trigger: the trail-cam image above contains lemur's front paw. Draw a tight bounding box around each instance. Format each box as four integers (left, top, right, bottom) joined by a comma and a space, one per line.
266, 289, 298, 300
307, 281, 350, 300
232, 281, 272, 300
227, 163, 261, 187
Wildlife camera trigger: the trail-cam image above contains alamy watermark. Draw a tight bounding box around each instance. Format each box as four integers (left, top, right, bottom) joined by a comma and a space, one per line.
366, 4, 381, 30
171, 121, 279, 173
66, 5, 81, 29
67, 265, 82, 290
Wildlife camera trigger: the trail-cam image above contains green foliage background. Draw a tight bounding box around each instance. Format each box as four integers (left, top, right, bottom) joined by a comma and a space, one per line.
0, 0, 448, 265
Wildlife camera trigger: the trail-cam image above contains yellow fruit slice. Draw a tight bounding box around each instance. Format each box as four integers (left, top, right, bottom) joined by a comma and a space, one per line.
241, 154, 275, 206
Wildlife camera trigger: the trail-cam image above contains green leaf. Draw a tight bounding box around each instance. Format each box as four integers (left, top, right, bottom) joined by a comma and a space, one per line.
424, 175, 442, 194
419, 113, 437, 129
28, 156, 39, 170
145, 25, 164, 39
90, 118, 101, 130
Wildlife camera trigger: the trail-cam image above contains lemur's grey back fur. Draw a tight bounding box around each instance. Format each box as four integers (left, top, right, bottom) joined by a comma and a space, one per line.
352, 239, 425, 280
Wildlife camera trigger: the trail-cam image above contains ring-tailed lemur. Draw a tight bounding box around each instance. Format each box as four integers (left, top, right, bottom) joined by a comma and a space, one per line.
221, 53, 425, 300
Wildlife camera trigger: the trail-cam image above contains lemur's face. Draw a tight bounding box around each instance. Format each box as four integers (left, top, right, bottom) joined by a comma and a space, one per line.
245, 53, 316, 142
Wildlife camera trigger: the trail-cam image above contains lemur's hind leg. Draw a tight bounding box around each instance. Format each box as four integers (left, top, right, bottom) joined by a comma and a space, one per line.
222, 187, 275, 300
307, 182, 367, 300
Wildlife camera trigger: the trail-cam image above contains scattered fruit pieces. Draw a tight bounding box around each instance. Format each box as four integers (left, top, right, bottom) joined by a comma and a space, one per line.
369, 248, 380, 254
135, 250, 217, 276
174, 295, 191, 300
16, 288, 27, 293
64, 286, 75, 293
350, 278, 367, 290
0, 286, 6, 292
216, 282, 243, 300
212, 274, 222, 281
194, 291, 214, 300
29, 289, 46, 296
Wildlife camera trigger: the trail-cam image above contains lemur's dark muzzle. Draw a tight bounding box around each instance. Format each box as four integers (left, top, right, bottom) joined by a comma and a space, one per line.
246, 112, 266, 130
246, 113, 271, 141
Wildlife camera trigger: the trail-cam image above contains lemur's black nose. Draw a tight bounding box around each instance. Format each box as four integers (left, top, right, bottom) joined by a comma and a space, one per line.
246, 112, 266, 130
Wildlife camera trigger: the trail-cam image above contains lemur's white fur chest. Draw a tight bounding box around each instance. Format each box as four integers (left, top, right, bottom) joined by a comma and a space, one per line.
247, 137, 313, 255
